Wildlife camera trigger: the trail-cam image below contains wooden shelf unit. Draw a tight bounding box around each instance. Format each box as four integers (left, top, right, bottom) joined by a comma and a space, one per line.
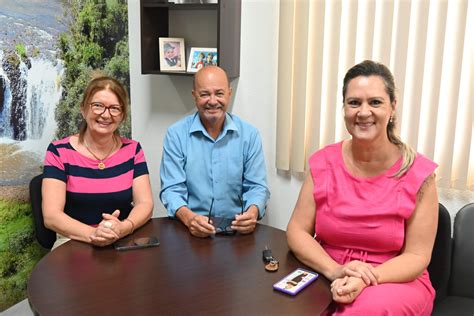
140, 0, 241, 78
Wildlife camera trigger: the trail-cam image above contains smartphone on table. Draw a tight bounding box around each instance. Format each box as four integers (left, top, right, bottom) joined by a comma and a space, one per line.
114, 236, 160, 251
273, 268, 319, 295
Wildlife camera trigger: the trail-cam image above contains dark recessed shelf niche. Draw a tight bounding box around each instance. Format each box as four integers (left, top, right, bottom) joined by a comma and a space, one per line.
140, 0, 241, 78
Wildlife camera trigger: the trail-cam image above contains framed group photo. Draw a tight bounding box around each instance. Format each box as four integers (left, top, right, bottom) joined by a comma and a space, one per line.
187, 47, 218, 73
159, 37, 186, 72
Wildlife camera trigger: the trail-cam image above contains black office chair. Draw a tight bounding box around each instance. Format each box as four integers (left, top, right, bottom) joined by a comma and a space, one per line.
428, 203, 452, 303
29, 174, 56, 249
432, 203, 474, 315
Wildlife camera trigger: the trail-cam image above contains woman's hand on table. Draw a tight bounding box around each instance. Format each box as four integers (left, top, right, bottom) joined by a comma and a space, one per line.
90, 210, 122, 246
100, 210, 135, 238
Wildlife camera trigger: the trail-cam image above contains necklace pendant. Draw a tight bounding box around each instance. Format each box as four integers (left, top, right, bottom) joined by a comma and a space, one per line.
98, 162, 106, 170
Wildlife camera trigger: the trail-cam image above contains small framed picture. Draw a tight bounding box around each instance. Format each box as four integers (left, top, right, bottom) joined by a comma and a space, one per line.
187, 47, 218, 73
159, 37, 186, 72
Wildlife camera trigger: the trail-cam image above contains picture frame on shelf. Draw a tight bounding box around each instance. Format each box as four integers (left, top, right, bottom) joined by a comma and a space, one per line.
159, 37, 186, 72
187, 47, 218, 73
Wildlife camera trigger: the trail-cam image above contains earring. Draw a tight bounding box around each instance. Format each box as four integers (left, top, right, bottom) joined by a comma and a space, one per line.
389, 116, 393, 123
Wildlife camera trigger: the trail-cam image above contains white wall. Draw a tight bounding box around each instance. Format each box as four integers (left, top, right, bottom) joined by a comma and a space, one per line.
128, 0, 300, 230
128, 0, 473, 230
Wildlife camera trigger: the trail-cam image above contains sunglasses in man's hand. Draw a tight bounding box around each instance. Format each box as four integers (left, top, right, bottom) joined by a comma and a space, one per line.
210, 216, 235, 235
207, 197, 244, 235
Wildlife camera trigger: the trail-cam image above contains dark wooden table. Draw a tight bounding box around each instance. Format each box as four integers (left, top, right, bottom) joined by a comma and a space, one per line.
28, 218, 332, 315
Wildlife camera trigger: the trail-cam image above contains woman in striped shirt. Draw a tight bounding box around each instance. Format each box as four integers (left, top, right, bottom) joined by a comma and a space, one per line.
43, 75, 153, 249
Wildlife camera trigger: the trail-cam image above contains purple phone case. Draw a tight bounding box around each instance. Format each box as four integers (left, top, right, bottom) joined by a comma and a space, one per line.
273, 268, 319, 295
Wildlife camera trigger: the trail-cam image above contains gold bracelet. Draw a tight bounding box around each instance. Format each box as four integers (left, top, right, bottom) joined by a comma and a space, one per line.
124, 218, 135, 235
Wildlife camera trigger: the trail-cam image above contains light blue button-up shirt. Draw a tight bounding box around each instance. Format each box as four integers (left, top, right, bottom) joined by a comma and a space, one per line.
160, 112, 270, 219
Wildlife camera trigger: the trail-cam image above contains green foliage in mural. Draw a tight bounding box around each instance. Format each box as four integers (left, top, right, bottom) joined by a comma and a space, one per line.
0, 200, 48, 311
14, 44, 27, 60
55, 0, 130, 140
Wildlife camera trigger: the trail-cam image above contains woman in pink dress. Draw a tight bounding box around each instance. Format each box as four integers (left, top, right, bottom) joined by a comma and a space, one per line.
286, 60, 438, 315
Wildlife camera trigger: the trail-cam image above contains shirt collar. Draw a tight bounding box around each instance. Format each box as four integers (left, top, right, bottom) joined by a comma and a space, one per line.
189, 112, 238, 141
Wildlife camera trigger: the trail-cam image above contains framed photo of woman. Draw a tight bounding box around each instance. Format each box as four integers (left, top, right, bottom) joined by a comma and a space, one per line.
159, 37, 186, 72
187, 47, 218, 73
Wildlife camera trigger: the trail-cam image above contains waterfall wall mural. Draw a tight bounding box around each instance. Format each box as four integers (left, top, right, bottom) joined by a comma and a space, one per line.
0, 1, 64, 186
0, 0, 130, 310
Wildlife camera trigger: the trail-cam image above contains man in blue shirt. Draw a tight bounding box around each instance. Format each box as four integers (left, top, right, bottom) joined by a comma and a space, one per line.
160, 66, 270, 237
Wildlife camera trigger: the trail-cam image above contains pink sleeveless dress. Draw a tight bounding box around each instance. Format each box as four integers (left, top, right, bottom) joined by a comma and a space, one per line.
309, 142, 437, 315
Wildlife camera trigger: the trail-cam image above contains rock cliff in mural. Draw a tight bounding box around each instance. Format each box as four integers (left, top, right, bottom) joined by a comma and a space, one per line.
1, 51, 28, 140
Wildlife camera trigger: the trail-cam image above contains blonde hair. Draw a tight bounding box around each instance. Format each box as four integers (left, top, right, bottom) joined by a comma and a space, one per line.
342, 60, 415, 177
